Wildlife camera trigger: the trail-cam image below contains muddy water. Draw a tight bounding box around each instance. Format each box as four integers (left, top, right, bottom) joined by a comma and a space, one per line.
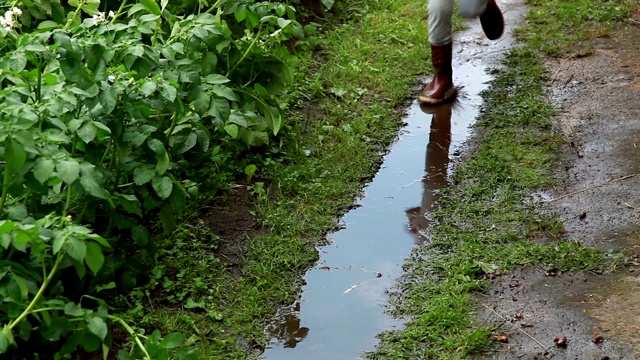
261, 2, 526, 359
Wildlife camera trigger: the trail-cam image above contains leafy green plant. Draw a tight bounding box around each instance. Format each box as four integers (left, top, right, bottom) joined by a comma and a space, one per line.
0, 0, 304, 357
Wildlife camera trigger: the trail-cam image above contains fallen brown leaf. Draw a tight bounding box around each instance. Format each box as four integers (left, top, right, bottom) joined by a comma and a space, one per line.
554, 336, 568, 347
494, 334, 509, 343
515, 311, 523, 319
593, 335, 604, 344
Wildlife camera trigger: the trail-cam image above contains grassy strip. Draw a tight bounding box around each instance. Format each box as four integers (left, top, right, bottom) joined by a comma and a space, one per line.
365, 0, 638, 359
114, 0, 466, 358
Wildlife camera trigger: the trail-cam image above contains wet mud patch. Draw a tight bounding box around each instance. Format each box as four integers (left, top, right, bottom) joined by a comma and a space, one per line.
480, 11, 640, 359
544, 14, 640, 249
477, 267, 638, 359
201, 181, 269, 275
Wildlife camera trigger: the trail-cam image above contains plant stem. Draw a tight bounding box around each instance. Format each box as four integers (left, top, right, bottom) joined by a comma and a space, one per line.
100, 140, 112, 166
205, 0, 225, 14
226, 29, 261, 77
110, 0, 128, 24
76, 203, 89, 224
109, 315, 152, 360
164, 113, 178, 137
0, 163, 11, 216
62, 185, 73, 218
64, 0, 86, 30
8, 254, 63, 330
35, 56, 42, 103
27, 307, 65, 315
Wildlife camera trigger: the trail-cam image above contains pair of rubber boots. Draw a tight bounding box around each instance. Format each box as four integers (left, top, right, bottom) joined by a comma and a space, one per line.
419, 0, 504, 104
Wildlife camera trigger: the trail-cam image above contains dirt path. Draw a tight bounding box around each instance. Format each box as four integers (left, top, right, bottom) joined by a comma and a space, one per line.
479, 12, 640, 360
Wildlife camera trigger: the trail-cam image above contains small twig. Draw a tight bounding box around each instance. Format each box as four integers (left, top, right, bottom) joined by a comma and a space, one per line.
544, 173, 639, 203
550, 52, 578, 84
482, 304, 547, 350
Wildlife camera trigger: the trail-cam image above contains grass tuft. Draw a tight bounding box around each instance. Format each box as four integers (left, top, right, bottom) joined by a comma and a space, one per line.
516, 0, 638, 56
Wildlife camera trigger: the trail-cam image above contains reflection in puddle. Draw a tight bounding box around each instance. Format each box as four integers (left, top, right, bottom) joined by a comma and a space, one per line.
406, 102, 456, 244
265, 301, 309, 348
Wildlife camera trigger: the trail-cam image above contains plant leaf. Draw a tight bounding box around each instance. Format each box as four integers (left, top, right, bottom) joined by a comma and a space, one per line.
140, 80, 157, 96
85, 242, 105, 276
64, 237, 87, 262
64, 302, 85, 317
148, 139, 170, 175
224, 124, 238, 138
212, 85, 237, 101
5, 139, 26, 171
160, 332, 185, 349
56, 160, 80, 184
133, 166, 155, 185
320, 0, 334, 9
80, 163, 106, 199
140, 0, 161, 15
159, 82, 177, 102
87, 317, 107, 340
117, 194, 142, 216
152, 176, 173, 200
204, 74, 230, 84
77, 122, 97, 143
33, 158, 55, 184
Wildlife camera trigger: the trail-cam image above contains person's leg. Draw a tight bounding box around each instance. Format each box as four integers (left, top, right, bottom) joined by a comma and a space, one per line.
427, 0, 454, 46
458, 0, 487, 18
419, 0, 456, 104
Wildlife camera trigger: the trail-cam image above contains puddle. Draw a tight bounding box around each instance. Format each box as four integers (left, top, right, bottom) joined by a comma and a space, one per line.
261, 1, 526, 359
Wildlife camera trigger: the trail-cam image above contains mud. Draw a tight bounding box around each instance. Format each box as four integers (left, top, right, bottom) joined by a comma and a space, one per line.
480, 12, 640, 360
202, 180, 268, 275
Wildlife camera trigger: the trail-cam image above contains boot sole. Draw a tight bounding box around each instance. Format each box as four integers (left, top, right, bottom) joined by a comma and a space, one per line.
417, 87, 458, 105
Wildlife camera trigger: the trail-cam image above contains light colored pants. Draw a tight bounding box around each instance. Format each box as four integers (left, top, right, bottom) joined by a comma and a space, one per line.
428, 0, 488, 45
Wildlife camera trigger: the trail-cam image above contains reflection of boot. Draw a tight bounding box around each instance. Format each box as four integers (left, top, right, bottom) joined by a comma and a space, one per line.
405, 102, 454, 245
418, 43, 456, 105
480, 0, 504, 40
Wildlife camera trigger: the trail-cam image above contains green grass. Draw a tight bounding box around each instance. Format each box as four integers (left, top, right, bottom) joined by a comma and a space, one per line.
517, 0, 637, 57
364, 0, 638, 359
112, 0, 467, 358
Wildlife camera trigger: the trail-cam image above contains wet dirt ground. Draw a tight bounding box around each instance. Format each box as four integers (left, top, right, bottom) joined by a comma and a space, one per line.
260, 1, 527, 359
479, 11, 640, 360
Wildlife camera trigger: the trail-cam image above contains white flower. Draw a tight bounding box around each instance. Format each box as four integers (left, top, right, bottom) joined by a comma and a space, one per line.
92, 12, 106, 26
108, 74, 116, 83
1, 7, 21, 31
108, 10, 115, 18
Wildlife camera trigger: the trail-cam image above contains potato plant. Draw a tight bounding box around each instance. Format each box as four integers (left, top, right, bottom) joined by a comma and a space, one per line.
0, 0, 302, 357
